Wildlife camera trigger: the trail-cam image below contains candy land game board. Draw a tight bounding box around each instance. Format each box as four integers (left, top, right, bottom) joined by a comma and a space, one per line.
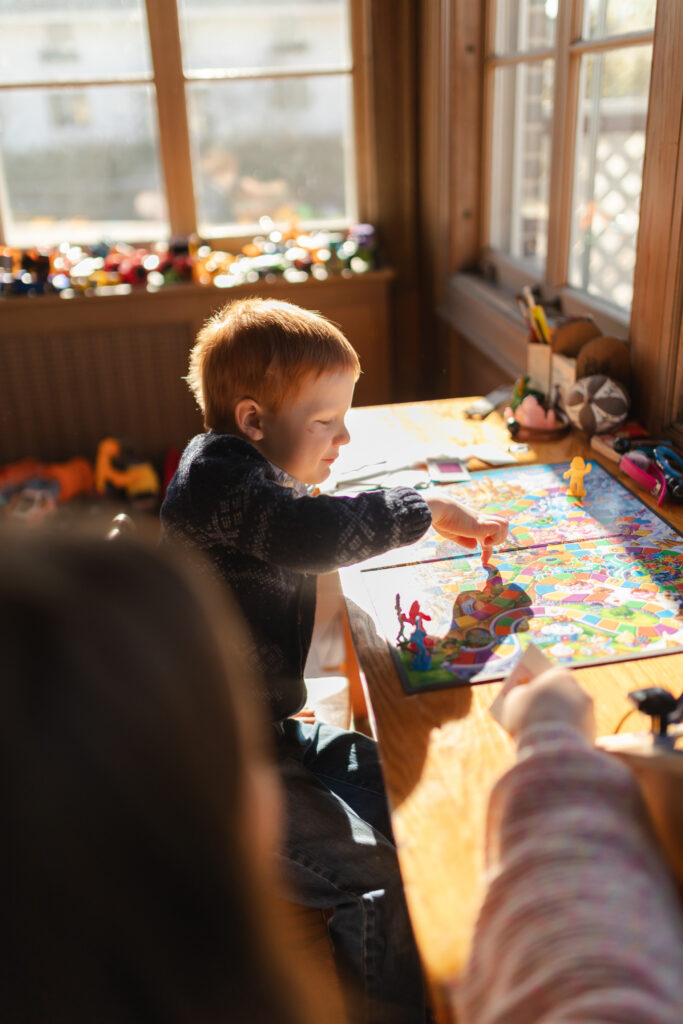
359, 461, 683, 692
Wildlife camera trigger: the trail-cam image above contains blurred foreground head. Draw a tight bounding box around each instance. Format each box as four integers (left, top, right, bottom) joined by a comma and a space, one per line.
0, 528, 304, 1024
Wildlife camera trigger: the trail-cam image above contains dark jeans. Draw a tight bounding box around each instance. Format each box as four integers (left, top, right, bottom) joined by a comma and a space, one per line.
275, 719, 426, 1024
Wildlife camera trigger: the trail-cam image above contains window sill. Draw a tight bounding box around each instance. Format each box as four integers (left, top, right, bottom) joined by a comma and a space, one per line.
437, 270, 631, 382
480, 251, 630, 338
0, 269, 396, 333
438, 272, 528, 379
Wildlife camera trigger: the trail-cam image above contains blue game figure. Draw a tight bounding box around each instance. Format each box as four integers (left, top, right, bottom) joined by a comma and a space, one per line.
396, 597, 434, 670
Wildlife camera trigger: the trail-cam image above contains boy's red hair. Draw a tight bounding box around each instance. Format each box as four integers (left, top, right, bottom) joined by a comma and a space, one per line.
186, 298, 361, 431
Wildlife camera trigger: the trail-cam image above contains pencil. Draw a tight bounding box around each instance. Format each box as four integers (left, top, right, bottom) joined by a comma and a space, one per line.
533, 304, 552, 344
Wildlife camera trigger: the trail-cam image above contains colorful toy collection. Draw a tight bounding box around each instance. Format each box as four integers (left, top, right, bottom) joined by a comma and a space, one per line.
0, 221, 377, 298
361, 461, 683, 692
0, 456, 94, 523
0, 439, 163, 523
0, 238, 195, 297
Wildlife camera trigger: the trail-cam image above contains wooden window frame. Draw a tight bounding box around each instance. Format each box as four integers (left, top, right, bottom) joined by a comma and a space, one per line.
432, 0, 682, 433
629, 0, 683, 436
0, 0, 373, 250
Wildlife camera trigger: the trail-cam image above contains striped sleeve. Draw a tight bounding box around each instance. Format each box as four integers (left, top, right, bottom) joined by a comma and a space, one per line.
452, 723, 683, 1024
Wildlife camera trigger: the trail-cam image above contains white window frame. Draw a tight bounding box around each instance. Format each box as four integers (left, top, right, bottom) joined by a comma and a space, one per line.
481, 0, 655, 334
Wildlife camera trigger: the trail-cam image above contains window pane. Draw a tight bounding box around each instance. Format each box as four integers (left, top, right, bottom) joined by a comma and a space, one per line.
0, 0, 151, 85
189, 74, 353, 233
489, 60, 554, 266
494, 0, 556, 54
583, 0, 656, 39
569, 45, 652, 311
179, 0, 350, 72
0, 84, 167, 247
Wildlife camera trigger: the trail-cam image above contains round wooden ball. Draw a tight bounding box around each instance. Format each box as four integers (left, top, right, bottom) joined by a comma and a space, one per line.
575, 335, 631, 387
551, 319, 601, 357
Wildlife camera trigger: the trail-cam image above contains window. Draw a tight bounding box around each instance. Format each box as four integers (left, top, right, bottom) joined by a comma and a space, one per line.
0, 0, 358, 248
438, 0, 682, 435
484, 0, 656, 316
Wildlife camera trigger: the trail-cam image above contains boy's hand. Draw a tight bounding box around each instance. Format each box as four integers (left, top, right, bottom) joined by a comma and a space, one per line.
291, 706, 317, 724
500, 668, 595, 741
425, 493, 508, 563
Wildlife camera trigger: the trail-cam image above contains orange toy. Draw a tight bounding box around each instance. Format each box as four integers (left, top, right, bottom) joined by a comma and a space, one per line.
0, 456, 93, 502
0, 458, 43, 491
95, 438, 159, 500
44, 457, 94, 501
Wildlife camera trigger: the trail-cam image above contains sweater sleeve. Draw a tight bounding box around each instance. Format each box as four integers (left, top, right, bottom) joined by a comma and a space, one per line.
453, 724, 683, 1024
217, 467, 432, 573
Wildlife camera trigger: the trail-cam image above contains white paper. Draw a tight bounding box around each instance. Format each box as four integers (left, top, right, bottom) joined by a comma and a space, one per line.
489, 643, 555, 725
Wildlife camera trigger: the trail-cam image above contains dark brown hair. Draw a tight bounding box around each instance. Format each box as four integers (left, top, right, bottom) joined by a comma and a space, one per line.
0, 529, 323, 1024
186, 297, 361, 431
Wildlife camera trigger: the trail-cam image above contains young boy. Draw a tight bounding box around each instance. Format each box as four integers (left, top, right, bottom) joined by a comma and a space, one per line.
161, 298, 508, 1023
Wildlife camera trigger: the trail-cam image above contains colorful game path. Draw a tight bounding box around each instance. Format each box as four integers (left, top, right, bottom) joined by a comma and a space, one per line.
361, 462, 683, 691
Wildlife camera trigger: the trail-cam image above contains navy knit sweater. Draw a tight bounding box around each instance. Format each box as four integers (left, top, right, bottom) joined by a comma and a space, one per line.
161, 432, 432, 721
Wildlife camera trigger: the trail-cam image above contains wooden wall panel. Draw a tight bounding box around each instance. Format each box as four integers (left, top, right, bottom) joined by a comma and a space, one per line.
364, 0, 421, 401
1, 323, 201, 463
417, 0, 485, 400
450, 332, 516, 400
0, 273, 393, 463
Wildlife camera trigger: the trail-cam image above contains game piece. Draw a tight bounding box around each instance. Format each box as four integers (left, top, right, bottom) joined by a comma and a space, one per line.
395, 597, 434, 671
360, 461, 683, 693
563, 455, 592, 498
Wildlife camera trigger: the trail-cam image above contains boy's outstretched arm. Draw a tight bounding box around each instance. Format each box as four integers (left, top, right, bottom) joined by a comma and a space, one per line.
232, 475, 433, 573
234, 483, 507, 572
425, 493, 508, 564
226, 476, 508, 573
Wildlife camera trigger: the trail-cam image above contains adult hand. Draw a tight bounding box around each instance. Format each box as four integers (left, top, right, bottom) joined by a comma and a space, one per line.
500, 668, 595, 741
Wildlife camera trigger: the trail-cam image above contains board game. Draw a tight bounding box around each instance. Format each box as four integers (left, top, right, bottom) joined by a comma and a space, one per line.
360, 461, 683, 692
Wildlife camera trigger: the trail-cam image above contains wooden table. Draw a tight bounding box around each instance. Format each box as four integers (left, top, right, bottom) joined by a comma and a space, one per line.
338, 398, 683, 1021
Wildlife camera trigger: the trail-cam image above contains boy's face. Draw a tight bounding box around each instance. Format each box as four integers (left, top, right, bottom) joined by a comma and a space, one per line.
258, 368, 355, 484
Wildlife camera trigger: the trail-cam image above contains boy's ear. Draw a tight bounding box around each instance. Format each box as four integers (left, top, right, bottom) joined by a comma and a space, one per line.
234, 397, 265, 441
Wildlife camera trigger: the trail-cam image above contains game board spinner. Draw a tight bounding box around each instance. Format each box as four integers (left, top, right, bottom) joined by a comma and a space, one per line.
360, 462, 683, 693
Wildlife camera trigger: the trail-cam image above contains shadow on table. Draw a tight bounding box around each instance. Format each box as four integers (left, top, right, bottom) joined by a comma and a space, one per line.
345, 597, 476, 806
